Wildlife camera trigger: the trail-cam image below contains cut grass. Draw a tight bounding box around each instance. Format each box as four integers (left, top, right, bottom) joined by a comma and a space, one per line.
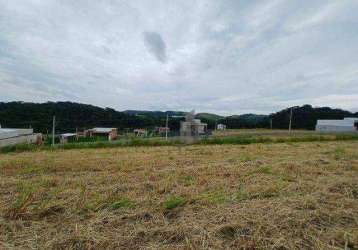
0, 141, 357, 249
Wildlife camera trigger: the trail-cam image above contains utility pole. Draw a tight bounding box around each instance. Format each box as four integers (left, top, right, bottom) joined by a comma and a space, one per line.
289, 107, 293, 133
165, 113, 169, 141
52, 116, 56, 146
270, 118, 273, 130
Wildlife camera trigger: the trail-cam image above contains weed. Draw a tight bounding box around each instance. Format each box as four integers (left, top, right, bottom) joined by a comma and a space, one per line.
6, 182, 38, 219
200, 190, 228, 204
248, 165, 274, 176
181, 175, 195, 186
235, 190, 249, 201
164, 195, 185, 210
110, 198, 136, 210
17, 165, 44, 176
333, 147, 346, 160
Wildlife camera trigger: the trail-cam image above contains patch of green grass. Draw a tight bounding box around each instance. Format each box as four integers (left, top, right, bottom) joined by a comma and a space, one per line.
200, 190, 228, 204
235, 190, 249, 201
6, 181, 40, 218
3, 132, 358, 154
333, 147, 346, 160
110, 198, 136, 210
12, 182, 36, 210
17, 165, 45, 176
240, 155, 255, 162
181, 175, 195, 186
248, 166, 274, 176
164, 195, 185, 210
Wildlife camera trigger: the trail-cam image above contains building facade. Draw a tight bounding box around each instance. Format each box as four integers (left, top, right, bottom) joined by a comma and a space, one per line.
84, 128, 118, 141
316, 118, 358, 132
180, 111, 208, 143
217, 124, 227, 130
0, 128, 42, 147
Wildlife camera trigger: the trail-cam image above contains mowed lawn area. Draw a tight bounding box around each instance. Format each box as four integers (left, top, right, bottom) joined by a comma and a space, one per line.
0, 141, 357, 249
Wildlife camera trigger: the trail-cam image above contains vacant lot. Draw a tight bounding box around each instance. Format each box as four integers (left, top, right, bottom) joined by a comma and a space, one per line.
0, 141, 357, 249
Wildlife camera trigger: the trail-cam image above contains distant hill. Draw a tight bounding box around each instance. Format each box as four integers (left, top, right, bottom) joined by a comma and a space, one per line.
196, 113, 224, 121
0, 102, 183, 133
269, 104, 358, 130
1, 102, 357, 133
218, 114, 269, 129
123, 110, 186, 117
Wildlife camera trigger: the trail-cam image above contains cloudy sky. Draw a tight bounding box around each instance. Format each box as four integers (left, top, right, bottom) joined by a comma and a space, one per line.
0, 0, 357, 115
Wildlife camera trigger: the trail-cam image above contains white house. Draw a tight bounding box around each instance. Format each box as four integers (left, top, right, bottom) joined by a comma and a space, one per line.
217, 124, 226, 130
316, 118, 358, 132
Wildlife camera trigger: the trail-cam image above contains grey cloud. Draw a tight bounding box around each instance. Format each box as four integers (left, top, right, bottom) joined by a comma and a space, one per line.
143, 32, 167, 63
0, 0, 358, 114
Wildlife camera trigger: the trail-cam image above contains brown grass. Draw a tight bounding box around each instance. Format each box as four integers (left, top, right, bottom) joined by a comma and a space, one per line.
0, 141, 358, 249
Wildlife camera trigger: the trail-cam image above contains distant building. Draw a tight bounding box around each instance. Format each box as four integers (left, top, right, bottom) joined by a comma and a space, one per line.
155, 127, 170, 134
180, 110, 207, 142
217, 124, 226, 130
0, 128, 42, 147
134, 129, 147, 137
59, 133, 77, 144
316, 118, 358, 132
84, 128, 118, 141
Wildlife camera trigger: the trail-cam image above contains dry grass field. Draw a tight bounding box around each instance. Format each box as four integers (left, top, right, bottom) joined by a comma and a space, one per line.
0, 141, 358, 249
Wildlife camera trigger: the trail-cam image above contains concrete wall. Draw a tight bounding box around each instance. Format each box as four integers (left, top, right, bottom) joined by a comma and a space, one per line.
316, 125, 356, 132
0, 133, 42, 147
0, 128, 33, 140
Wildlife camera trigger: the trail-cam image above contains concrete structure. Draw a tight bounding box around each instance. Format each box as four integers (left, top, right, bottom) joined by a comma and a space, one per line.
180, 110, 208, 142
217, 124, 227, 130
0, 128, 42, 147
84, 127, 118, 141
316, 118, 358, 132
134, 129, 147, 137
59, 133, 77, 144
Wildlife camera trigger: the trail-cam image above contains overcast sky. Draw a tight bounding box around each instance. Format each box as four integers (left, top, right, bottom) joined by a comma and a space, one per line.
0, 0, 357, 115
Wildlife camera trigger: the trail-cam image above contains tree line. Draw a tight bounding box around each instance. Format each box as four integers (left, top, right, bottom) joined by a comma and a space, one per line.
0, 102, 356, 133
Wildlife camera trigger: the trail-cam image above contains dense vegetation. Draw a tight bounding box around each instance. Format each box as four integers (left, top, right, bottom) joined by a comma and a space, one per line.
0, 102, 357, 133
269, 104, 358, 130
218, 114, 269, 129
0, 102, 184, 133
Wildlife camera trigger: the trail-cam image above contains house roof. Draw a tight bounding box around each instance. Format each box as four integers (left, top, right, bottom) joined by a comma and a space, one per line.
0, 128, 34, 140
91, 128, 116, 133
317, 119, 356, 127
60, 133, 77, 138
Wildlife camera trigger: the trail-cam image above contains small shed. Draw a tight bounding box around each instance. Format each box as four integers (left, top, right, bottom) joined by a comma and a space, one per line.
155, 127, 170, 134
134, 129, 147, 137
59, 133, 77, 144
217, 124, 226, 130
84, 128, 118, 141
